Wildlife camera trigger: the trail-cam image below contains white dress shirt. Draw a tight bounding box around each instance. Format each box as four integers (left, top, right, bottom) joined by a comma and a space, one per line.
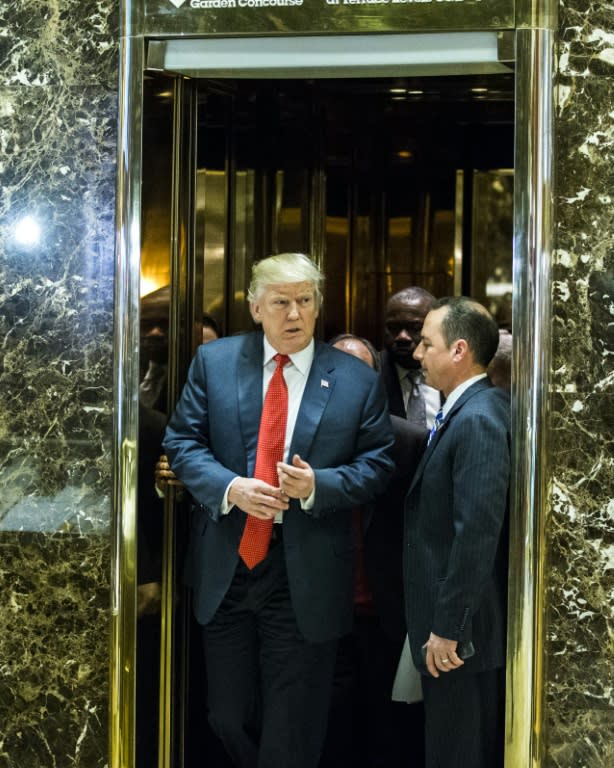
221, 337, 315, 518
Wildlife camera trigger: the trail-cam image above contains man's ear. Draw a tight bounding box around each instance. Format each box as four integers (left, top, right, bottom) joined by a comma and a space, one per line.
249, 301, 262, 323
452, 339, 469, 361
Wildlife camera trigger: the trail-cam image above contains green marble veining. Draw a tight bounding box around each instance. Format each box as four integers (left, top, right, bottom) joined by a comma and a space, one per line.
0, 2, 117, 766
548, 10, 614, 759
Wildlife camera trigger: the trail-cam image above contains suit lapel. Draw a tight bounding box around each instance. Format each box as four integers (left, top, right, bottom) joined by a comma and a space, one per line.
237, 333, 264, 477
289, 341, 335, 459
407, 378, 492, 494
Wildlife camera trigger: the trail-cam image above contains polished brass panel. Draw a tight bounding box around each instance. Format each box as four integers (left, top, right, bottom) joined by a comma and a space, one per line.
515, 0, 556, 29
143, 0, 514, 37
111, 30, 145, 768
197, 169, 228, 318
139, 75, 175, 768
470, 169, 513, 327
161, 78, 200, 768
453, 170, 464, 296
506, 24, 555, 768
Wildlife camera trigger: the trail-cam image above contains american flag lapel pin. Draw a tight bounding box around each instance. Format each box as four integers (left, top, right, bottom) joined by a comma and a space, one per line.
320, 379, 329, 388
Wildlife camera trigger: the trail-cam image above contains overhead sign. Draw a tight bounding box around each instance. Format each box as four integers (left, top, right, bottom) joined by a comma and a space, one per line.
143, 0, 514, 35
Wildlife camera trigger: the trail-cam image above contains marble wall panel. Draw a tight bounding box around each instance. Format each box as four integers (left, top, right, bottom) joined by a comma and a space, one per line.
558, 1, 614, 77
0, 1, 118, 766
546, 65, 614, 766
0, 0, 119, 88
0, 83, 117, 533
0, 533, 109, 767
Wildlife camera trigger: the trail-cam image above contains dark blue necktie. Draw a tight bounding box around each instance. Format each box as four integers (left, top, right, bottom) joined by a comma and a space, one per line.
427, 408, 445, 446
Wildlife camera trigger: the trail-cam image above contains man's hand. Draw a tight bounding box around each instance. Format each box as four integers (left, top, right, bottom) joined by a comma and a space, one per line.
423, 632, 464, 678
228, 477, 289, 520
137, 582, 162, 618
155, 454, 185, 490
276, 454, 315, 500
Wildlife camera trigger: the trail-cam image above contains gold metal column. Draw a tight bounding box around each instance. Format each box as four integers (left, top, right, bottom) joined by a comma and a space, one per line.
159, 76, 199, 768
507, 1, 557, 765
111, 3, 144, 767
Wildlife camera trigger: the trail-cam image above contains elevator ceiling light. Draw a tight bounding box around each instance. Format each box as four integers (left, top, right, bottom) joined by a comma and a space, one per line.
148, 32, 514, 79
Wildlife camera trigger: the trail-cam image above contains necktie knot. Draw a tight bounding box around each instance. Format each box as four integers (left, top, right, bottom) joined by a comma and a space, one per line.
274, 353, 290, 369
407, 370, 422, 391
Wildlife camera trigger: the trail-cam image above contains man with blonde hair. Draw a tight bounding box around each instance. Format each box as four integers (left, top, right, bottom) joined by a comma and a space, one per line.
164, 253, 394, 768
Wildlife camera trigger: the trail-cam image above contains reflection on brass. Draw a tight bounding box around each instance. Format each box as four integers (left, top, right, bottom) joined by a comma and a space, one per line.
516, 0, 557, 29
158, 76, 197, 768
198, 169, 228, 320
143, 0, 515, 37
111, 29, 145, 768
506, 24, 555, 768
471, 169, 513, 327
454, 170, 464, 296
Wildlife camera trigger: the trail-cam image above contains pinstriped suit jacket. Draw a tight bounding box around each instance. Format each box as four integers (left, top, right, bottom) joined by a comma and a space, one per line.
403, 378, 511, 675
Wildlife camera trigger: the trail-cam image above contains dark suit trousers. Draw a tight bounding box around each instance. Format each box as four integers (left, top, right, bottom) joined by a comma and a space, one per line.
203, 537, 337, 768
320, 615, 423, 768
421, 667, 504, 768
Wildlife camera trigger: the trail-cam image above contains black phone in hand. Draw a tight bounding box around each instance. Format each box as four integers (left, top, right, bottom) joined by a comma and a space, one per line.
457, 641, 475, 659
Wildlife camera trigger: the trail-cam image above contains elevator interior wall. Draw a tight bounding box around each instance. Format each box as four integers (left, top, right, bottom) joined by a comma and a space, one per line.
191, 75, 514, 347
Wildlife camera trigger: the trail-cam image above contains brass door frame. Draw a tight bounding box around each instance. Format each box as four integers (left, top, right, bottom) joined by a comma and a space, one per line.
507, 2, 557, 765
112, 4, 557, 768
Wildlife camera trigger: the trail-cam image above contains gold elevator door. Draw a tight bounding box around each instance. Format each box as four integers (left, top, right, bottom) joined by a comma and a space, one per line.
138, 72, 514, 768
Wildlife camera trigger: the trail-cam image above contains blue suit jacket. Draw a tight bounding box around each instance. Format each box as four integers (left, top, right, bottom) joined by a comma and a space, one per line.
163, 332, 395, 642
403, 378, 510, 674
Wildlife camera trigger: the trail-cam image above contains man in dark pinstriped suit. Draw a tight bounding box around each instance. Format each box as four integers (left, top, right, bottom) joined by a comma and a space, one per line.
403, 297, 510, 768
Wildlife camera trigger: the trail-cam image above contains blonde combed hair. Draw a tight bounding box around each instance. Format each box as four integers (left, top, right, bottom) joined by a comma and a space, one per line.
247, 253, 324, 308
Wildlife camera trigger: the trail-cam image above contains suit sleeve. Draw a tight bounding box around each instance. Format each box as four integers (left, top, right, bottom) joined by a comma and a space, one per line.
162, 350, 237, 520
309, 373, 395, 517
431, 406, 510, 642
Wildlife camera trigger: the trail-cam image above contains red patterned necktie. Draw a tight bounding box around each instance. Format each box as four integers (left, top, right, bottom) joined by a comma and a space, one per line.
238, 353, 290, 569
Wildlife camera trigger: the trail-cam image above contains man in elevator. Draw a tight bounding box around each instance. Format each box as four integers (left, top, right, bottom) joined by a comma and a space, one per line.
404, 297, 510, 768
381, 287, 439, 428
163, 253, 395, 768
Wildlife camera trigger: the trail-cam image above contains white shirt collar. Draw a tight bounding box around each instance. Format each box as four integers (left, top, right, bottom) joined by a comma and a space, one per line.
441, 373, 488, 418
262, 336, 314, 376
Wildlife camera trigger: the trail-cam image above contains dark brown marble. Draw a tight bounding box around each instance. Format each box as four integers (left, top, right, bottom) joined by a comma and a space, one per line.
0, 533, 110, 767
0, 2, 117, 766
547, 51, 614, 767
0, 1, 118, 88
